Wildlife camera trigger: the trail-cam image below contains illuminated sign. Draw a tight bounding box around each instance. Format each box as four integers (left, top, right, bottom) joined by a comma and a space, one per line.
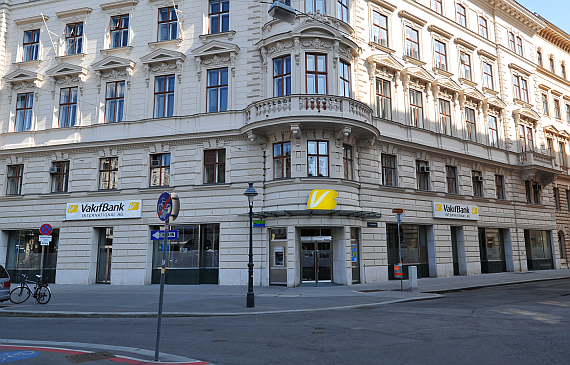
433, 202, 479, 220
307, 189, 338, 210
66, 200, 142, 220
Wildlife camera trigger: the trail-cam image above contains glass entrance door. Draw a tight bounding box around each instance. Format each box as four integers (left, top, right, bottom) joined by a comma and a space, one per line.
302, 241, 331, 283
96, 228, 113, 284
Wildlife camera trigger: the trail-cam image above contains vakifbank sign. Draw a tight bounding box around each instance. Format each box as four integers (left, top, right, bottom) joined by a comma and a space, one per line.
307, 189, 338, 210
433, 202, 479, 220
66, 200, 142, 220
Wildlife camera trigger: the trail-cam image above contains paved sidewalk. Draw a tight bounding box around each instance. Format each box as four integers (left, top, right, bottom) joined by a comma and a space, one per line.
1, 269, 568, 317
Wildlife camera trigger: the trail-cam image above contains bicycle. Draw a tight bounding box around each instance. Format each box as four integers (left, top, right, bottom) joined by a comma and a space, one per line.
9, 273, 51, 304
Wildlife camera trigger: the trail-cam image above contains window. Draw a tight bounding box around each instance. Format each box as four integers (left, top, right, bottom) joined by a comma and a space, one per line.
158, 6, 178, 41
478, 17, 488, 38
434, 40, 447, 71
416, 160, 429, 191
525, 181, 541, 204
15, 93, 33, 132
495, 174, 505, 200
405, 26, 419, 59
337, 0, 348, 22
376, 78, 391, 119
273, 141, 291, 179
516, 36, 523, 56
382, 154, 396, 186
488, 115, 498, 147
306, 54, 327, 94
513, 75, 528, 102
562, 64, 567, 79
432, 0, 442, 14
207, 68, 228, 112
154, 75, 175, 118
508, 32, 515, 52
554, 187, 560, 210
6, 164, 24, 195
547, 138, 553, 156
555, 99, 561, 119
567, 189, 570, 211
204, 149, 226, 184
456, 4, 466, 26
50, 161, 69, 193
439, 99, 451, 135
446, 165, 458, 194
521, 78, 529, 102
550, 58, 555, 73
110, 15, 129, 48
209, 0, 229, 34
59, 87, 78, 128
542, 94, 549, 115
150, 153, 170, 187
105, 81, 125, 123
339, 60, 351, 97
483, 62, 493, 89
306, 0, 325, 13
99, 157, 118, 190
465, 107, 476, 142
519, 124, 533, 152
273, 56, 291, 97
472, 171, 483, 197
343, 144, 353, 179
22, 29, 40, 61
567, 104, 570, 123
372, 11, 388, 47
410, 89, 423, 128
559, 141, 566, 167
460, 52, 471, 80
64, 22, 83, 55
537, 51, 543, 67
307, 141, 328, 177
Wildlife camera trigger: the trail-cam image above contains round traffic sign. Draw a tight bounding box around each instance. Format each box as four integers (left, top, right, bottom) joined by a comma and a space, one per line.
40, 224, 53, 235
157, 192, 173, 222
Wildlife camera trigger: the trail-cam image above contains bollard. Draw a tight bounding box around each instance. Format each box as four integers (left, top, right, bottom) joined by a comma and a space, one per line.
408, 266, 418, 291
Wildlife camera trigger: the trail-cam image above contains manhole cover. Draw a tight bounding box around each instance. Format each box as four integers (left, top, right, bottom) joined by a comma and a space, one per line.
66, 351, 115, 363
358, 289, 385, 293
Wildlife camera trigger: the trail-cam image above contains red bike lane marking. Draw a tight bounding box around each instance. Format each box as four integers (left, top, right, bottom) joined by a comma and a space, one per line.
0, 346, 210, 365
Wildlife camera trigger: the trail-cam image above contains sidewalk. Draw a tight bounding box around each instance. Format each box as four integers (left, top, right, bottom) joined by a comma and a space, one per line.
1, 269, 569, 318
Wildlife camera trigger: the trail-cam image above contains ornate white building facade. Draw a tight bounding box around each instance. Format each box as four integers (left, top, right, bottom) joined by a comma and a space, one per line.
0, 0, 567, 286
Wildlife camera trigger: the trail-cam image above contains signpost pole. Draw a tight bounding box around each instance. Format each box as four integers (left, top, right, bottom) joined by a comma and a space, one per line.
155, 220, 168, 361
39, 245, 45, 282
393, 209, 404, 291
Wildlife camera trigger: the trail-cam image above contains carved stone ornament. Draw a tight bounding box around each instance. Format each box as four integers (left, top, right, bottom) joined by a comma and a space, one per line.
291, 124, 302, 147
301, 37, 332, 50
267, 41, 294, 55
202, 55, 231, 66
51, 75, 84, 98
247, 131, 268, 147
13, 81, 38, 90
335, 126, 352, 147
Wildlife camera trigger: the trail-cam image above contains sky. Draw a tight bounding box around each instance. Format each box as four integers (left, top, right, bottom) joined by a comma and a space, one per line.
515, 0, 570, 34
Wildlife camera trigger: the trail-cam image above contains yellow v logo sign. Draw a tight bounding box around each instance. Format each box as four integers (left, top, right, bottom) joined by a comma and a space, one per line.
307, 190, 338, 210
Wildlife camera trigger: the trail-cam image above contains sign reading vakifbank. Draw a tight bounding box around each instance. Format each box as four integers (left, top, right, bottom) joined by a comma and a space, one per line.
433, 202, 479, 220
66, 200, 142, 220
307, 189, 338, 210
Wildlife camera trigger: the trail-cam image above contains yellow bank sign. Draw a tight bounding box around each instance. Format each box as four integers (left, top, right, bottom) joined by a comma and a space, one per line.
66, 200, 143, 220
307, 189, 338, 210
433, 201, 479, 220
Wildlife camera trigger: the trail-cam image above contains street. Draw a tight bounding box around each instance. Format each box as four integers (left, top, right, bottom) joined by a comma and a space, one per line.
2, 279, 570, 364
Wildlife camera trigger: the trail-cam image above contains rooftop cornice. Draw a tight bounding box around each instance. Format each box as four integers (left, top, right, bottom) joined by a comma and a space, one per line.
486, 0, 545, 33
537, 26, 570, 54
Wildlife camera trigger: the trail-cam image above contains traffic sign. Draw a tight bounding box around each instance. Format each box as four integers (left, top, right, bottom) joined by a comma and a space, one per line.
393, 208, 404, 214
39, 235, 52, 246
157, 192, 173, 221
40, 224, 53, 236
151, 230, 179, 240
394, 264, 403, 278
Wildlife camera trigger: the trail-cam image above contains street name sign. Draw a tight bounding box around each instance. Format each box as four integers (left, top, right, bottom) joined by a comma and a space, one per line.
151, 230, 179, 240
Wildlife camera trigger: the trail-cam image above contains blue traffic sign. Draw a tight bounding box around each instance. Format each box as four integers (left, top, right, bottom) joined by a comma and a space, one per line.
0, 351, 39, 363
157, 192, 173, 221
40, 224, 52, 235
151, 230, 179, 240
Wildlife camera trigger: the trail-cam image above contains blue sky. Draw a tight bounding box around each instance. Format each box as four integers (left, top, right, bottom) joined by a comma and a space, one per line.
515, 0, 570, 34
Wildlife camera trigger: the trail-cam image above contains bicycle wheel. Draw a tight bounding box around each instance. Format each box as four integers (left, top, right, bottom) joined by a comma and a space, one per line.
10, 286, 31, 304
36, 286, 51, 304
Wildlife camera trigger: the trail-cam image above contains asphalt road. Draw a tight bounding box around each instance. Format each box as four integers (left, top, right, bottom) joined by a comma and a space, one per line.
2, 279, 570, 365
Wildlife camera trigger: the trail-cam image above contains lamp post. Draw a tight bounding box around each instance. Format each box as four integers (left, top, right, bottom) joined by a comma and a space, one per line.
244, 182, 258, 308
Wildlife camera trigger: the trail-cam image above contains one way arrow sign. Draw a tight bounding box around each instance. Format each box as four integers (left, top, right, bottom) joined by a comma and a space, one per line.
151, 230, 179, 240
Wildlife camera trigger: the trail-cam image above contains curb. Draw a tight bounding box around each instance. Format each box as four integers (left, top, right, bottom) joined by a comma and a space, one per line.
422, 275, 570, 294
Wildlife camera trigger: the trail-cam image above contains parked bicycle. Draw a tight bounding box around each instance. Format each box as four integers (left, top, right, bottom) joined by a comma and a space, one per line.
9, 273, 51, 304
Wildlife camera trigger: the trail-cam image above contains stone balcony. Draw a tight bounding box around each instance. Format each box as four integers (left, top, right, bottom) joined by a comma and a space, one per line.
519, 151, 560, 186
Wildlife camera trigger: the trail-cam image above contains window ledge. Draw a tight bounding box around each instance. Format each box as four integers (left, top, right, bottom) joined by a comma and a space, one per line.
44, 192, 72, 196
369, 42, 395, 54
402, 55, 426, 66
433, 67, 453, 77
2, 194, 24, 199
482, 87, 498, 96
139, 186, 174, 192
87, 189, 120, 195
513, 98, 533, 109
14, 59, 42, 68
459, 78, 477, 87
55, 53, 86, 63
148, 38, 182, 50
194, 183, 232, 190
199, 30, 236, 44
100, 46, 133, 56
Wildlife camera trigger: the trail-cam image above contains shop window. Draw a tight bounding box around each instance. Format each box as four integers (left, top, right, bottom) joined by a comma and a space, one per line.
387, 224, 429, 279
478, 228, 504, 262
478, 17, 488, 38
555, 99, 561, 119
465, 107, 476, 142
382, 154, 396, 186
524, 230, 552, 260
204, 149, 226, 184
446, 165, 458, 194
405, 26, 419, 60
376, 78, 391, 119
434, 39, 447, 71
508, 32, 516, 52
59, 87, 78, 127
105, 81, 125, 123
472, 171, 483, 197
273, 56, 291, 97
109, 15, 129, 48
339, 60, 350, 97
460, 52, 471, 80
273, 141, 291, 179
495, 174, 505, 200
439, 99, 451, 135
207, 68, 228, 112
559, 141, 566, 167
99, 157, 118, 190
306, 0, 325, 14
483, 62, 494, 90
337, 0, 348, 22
307, 140, 328, 177
306, 54, 327, 94
409, 89, 423, 127
343, 144, 353, 179
416, 160, 430, 191
488, 115, 498, 147
372, 11, 388, 47
64, 22, 83, 55
22, 29, 40, 61
150, 153, 170, 187
432, 0, 442, 14
15, 92, 34, 132
456, 4, 466, 26
525, 181, 541, 204
554, 187, 560, 210
154, 75, 175, 118
50, 161, 69, 193
5, 230, 59, 283
6, 164, 24, 195
158, 6, 178, 41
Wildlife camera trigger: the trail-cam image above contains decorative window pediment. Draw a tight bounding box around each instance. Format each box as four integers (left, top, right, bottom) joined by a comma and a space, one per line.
403, 66, 435, 83
514, 107, 540, 122
46, 62, 88, 98
3, 69, 43, 86
14, 15, 49, 27
191, 41, 239, 80
141, 48, 185, 86
461, 87, 485, 101
434, 77, 461, 93
485, 96, 507, 109
100, 0, 139, 12
367, 54, 403, 81
92, 56, 135, 93
56, 7, 93, 20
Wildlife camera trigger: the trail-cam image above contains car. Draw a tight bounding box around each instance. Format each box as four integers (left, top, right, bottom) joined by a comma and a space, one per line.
0, 265, 10, 302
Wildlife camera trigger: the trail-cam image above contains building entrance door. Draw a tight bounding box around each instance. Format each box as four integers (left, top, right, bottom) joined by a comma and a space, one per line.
96, 228, 113, 284
451, 227, 460, 276
301, 241, 331, 282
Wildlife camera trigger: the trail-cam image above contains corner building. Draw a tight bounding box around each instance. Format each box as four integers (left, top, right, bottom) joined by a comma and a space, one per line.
0, 0, 566, 286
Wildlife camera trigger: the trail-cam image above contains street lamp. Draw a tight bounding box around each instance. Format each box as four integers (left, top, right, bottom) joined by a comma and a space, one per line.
244, 181, 258, 308
268, 1, 297, 24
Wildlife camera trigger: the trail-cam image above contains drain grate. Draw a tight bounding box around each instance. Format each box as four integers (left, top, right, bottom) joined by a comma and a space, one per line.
66, 351, 115, 363
358, 289, 385, 293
